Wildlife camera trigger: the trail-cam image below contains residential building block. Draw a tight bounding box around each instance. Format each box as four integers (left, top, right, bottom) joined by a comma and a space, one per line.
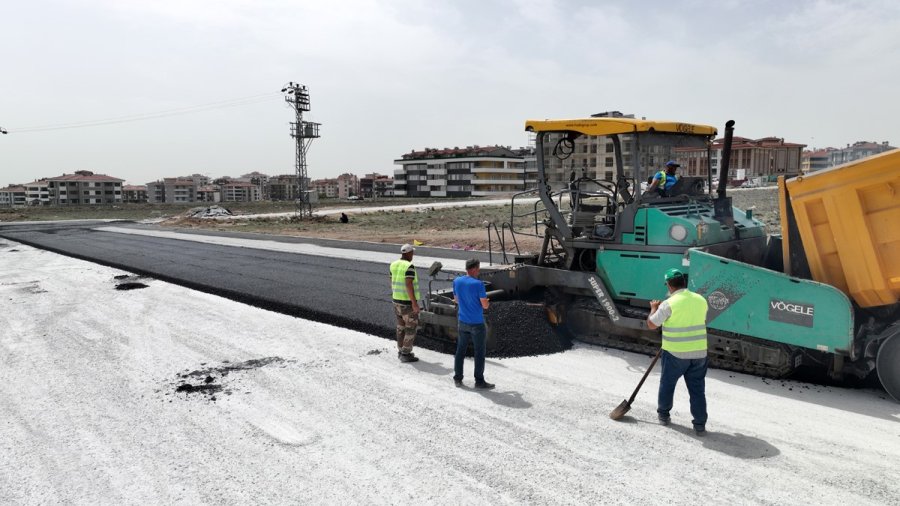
393, 145, 536, 197
47, 171, 124, 205
0, 186, 27, 207
122, 185, 148, 203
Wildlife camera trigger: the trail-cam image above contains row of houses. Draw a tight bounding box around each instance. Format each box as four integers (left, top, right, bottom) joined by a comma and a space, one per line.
143, 174, 263, 204
0, 169, 396, 207
801, 141, 896, 173
388, 134, 804, 195
3, 122, 893, 207
0, 171, 278, 208
386, 112, 861, 195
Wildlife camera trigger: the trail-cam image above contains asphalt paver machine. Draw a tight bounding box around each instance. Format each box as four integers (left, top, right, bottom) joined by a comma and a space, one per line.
421, 116, 900, 401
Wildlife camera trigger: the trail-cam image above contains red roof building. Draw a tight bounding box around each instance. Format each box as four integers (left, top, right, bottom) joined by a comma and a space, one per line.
674, 136, 806, 180
0, 185, 28, 207
46, 171, 124, 205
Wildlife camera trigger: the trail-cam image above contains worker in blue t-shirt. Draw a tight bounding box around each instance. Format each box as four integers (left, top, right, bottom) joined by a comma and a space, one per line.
452, 258, 494, 389
647, 161, 681, 196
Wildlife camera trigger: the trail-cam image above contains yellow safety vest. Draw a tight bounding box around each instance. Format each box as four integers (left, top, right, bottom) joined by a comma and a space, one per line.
390, 259, 420, 302
655, 171, 680, 193
661, 290, 708, 359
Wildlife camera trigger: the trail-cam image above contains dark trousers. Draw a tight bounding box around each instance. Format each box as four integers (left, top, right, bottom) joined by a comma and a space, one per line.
657, 350, 708, 428
454, 322, 486, 383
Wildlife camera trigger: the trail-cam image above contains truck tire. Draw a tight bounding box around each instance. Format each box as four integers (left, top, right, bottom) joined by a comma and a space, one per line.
876, 332, 900, 402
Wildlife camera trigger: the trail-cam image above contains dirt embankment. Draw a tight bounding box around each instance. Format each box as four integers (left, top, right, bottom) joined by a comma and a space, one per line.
163, 189, 781, 252
163, 203, 547, 253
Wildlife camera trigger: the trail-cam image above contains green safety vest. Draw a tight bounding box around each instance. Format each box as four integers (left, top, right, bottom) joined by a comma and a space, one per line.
390, 259, 420, 302
661, 289, 708, 359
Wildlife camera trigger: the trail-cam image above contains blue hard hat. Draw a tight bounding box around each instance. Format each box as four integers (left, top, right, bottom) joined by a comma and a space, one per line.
665, 161, 680, 168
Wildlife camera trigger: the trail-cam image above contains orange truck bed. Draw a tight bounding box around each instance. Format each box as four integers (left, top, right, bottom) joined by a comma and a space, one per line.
779, 149, 900, 308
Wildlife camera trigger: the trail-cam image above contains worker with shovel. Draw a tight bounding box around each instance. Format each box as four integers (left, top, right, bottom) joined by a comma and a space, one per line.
646, 268, 709, 435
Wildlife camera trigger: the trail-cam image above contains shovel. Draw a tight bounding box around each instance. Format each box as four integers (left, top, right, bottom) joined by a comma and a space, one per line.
609, 349, 662, 420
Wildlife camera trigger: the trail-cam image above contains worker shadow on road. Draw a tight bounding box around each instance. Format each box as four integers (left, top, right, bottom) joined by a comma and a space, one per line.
411, 362, 532, 408
410, 360, 454, 376
471, 388, 533, 409
668, 424, 780, 459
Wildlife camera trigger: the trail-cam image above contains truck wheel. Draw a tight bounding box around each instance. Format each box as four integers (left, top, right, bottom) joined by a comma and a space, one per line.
876, 332, 900, 402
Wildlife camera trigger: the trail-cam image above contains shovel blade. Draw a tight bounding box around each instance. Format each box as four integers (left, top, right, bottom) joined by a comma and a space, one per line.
609, 399, 631, 420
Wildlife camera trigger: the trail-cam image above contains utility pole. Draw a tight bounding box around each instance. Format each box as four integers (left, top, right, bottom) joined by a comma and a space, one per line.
280, 82, 321, 217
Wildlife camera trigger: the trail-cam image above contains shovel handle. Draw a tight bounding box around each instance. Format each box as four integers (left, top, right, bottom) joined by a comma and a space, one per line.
627, 349, 662, 405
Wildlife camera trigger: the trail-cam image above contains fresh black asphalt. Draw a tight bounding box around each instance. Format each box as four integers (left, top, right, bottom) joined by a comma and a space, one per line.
0, 221, 495, 342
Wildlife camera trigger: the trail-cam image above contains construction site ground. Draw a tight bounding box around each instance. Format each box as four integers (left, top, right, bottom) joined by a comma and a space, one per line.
0, 188, 780, 253
169, 188, 781, 251
1, 239, 897, 505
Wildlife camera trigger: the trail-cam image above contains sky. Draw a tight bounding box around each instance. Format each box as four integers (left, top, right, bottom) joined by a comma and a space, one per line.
2, 0, 899, 185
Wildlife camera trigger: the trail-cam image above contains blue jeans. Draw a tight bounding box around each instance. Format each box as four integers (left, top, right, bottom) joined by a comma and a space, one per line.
454, 322, 486, 383
657, 350, 708, 428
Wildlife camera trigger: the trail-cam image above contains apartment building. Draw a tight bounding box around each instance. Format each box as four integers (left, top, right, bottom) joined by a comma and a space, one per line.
360, 173, 394, 198
336, 173, 359, 199
800, 149, 833, 173
197, 185, 220, 202
393, 145, 536, 197
47, 171, 124, 205
0, 186, 27, 207
828, 141, 895, 166
537, 112, 675, 190
311, 178, 339, 198
23, 180, 50, 205
269, 174, 299, 201
240, 171, 270, 200
221, 181, 261, 202
674, 136, 805, 180
185, 173, 211, 186
146, 177, 201, 203
122, 185, 148, 203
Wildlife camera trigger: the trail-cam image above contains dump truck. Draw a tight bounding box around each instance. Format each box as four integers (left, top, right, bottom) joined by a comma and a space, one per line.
418, 117, 900, 401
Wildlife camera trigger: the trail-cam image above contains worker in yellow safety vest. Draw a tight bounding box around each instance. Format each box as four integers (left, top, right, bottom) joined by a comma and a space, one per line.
646, 161, 681, 196
647, 267, 709, 435
390, 244, 421, 363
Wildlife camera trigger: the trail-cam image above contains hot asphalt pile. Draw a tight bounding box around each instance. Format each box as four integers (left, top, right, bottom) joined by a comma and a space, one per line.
487, 300, 571, 358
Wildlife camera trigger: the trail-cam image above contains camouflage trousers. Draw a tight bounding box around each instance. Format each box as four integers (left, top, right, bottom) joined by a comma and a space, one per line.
392, 302, 419, 354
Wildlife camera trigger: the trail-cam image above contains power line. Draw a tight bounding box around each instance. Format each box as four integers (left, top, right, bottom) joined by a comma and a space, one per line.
7, 92, 283, 134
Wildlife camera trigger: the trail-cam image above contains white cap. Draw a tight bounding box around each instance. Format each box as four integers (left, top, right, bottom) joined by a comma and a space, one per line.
400, 244, 415, 254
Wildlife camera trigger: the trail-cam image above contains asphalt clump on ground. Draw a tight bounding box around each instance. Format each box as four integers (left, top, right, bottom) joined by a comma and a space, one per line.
115, 282, 148, 291
487, 300, 571, 358
113, 274, 150, 291
171, 356, 293, 401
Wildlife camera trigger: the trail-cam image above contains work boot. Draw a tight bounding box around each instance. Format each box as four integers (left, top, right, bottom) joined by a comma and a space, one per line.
474, 381, 495, 390
399, 352, 419, 363
658, 415, 671, 426
694, 425, 706, 436
453, 378, 463, 388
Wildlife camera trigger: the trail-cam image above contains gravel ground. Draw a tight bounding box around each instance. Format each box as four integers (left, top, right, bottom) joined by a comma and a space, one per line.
729, 187, 780, 231
2, 241, 898, 505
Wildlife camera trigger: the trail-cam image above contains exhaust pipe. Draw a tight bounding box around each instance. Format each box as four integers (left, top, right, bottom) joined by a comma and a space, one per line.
717, 120, 735, 199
